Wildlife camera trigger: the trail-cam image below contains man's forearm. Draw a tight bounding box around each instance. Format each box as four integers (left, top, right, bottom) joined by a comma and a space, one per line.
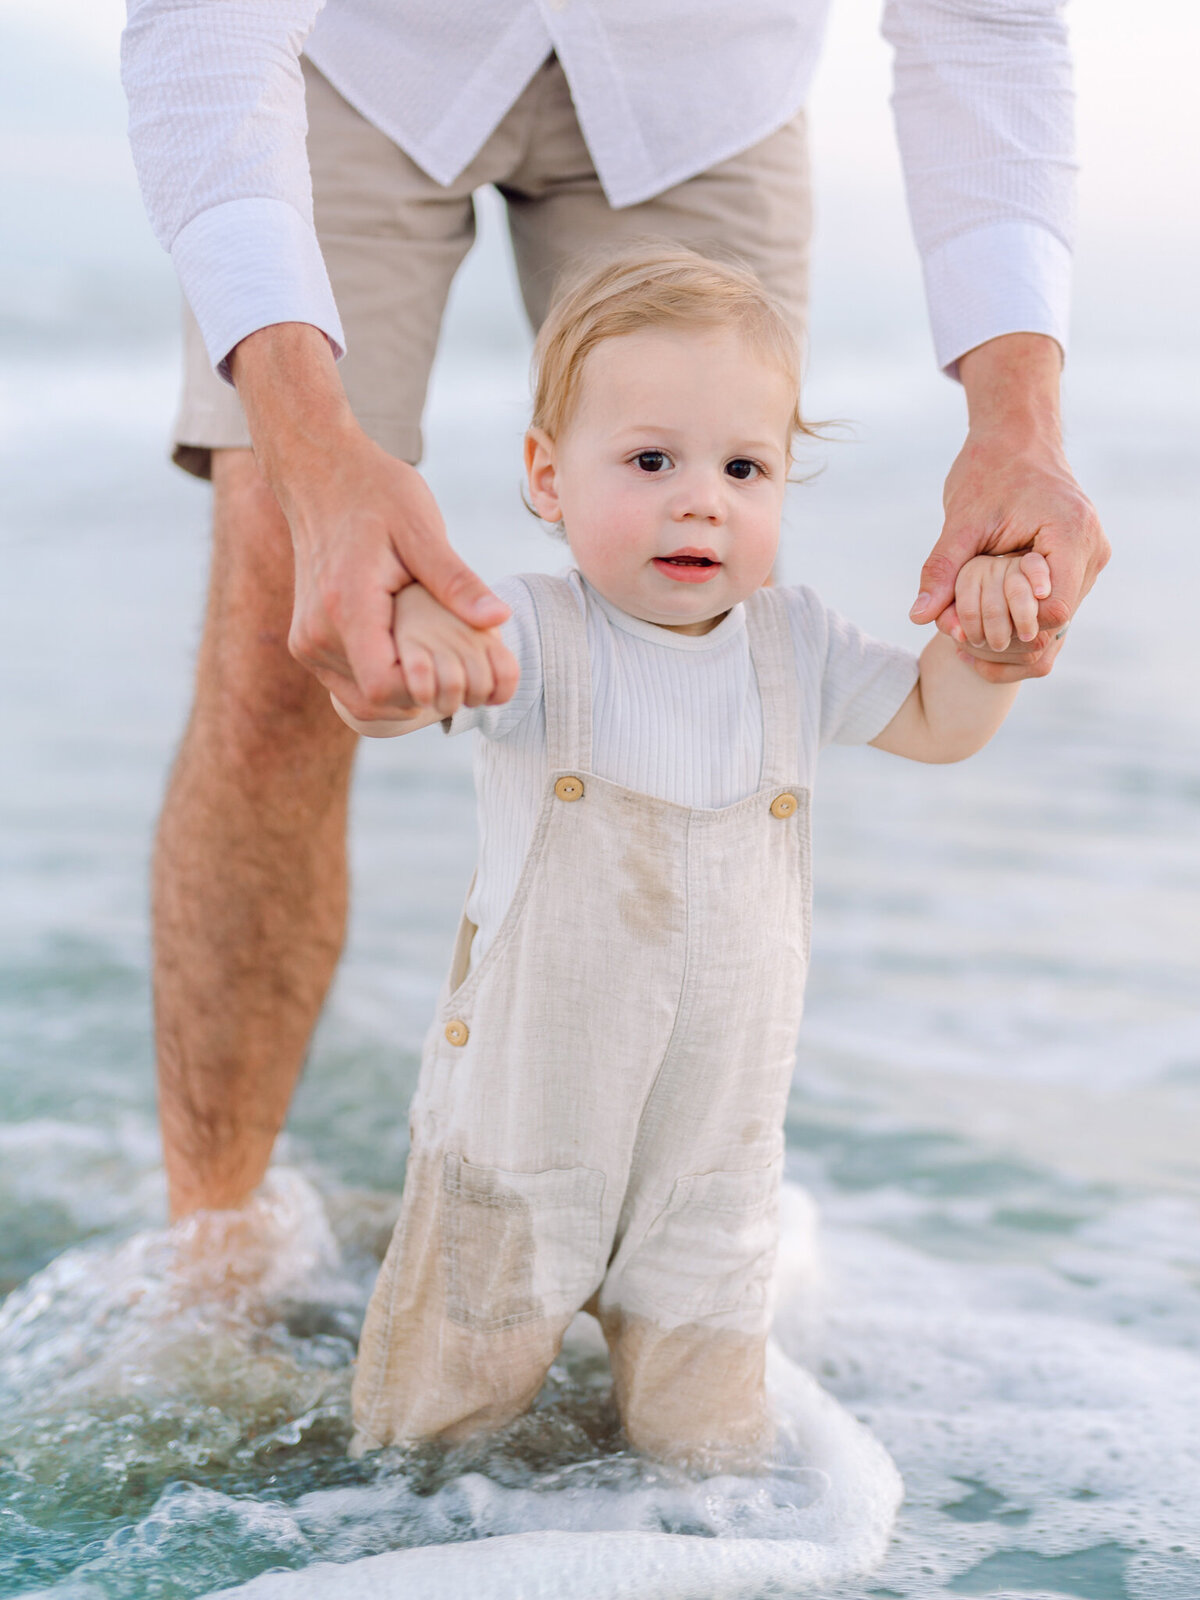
957, 333, 1064, 450
229, 322, 359, 513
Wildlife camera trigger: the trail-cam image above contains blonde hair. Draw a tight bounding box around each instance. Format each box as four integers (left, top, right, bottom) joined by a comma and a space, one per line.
530, 243, 813, 453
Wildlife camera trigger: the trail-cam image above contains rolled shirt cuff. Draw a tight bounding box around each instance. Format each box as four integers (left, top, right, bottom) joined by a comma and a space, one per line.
169, 196, 346, 383
923, 221, 1072, 378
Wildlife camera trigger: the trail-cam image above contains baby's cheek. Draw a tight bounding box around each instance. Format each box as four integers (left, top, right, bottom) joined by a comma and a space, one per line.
570, 506, 647, 591
736, 513, 782, 593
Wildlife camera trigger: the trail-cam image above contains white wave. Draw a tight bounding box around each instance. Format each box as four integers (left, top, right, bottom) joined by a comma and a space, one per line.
186, 1184, 901, 1600
197, 1347, 901, 1600
806, 1215, 1200, 1598
1, 1173, 902, 1599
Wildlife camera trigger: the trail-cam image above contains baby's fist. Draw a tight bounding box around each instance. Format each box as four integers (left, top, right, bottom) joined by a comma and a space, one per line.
954, 551, 1052, 654
393, 583, 517, 718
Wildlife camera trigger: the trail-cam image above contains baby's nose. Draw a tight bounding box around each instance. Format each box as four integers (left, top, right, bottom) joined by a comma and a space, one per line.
672, 474, 726, 522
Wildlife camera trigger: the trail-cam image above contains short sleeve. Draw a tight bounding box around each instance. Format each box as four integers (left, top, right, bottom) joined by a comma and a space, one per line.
784, 587, 920, 749
444, 575, 544, 741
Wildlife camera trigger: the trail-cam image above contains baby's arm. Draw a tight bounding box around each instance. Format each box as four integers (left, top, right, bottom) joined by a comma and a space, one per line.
332, 584, 517, 738
871, 552, 1049, 763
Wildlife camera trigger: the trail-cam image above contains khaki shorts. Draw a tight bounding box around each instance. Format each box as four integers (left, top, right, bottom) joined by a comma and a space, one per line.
173, 56, 812, 479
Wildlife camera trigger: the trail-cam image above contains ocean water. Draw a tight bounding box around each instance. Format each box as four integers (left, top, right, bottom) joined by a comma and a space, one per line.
3, 14, 1200, 1600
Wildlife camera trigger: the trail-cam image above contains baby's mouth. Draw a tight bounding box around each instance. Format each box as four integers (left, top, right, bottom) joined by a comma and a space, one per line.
653, 549, 722, 583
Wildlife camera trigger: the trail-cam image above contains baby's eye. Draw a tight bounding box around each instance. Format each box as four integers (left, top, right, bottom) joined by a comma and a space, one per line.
725, 458, 761, 481
633, 450, 670, 473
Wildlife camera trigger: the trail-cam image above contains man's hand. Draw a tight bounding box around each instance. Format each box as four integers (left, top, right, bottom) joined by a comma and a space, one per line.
909, 334, 1110, 684
229, 322, 516, 721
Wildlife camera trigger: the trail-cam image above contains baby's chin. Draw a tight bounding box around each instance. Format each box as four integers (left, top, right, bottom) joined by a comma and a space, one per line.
584, 574, 746, 635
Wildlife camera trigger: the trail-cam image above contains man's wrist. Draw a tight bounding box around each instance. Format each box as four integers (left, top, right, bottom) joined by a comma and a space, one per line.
958, 332, 1064, 451
228, 322, 362, 507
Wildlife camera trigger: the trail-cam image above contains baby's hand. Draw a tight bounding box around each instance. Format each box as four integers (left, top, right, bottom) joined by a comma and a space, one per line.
331, 584, 516, 736
391, 582, 517, 718
952, 551, 1052, 654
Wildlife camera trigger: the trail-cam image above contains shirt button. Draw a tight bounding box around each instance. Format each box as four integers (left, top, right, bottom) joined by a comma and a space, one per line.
554, 775, 585, 802
769, 791, 798, 819
444, 1019, 469, 1047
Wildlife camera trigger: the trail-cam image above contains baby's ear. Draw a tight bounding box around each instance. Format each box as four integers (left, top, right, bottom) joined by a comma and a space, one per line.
523, 428, 562, 523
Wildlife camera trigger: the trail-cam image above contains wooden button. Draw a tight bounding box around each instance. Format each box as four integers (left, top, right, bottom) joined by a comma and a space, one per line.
769, 791, 798, 820
444, 1019, 469, 1047
554, 775, 585, 802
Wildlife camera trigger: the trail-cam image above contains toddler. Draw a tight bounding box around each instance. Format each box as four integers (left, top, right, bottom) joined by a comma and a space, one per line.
338, 248, 1050, 1472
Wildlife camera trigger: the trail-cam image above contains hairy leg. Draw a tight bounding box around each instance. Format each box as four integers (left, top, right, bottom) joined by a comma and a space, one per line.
153, 449, 358, 1219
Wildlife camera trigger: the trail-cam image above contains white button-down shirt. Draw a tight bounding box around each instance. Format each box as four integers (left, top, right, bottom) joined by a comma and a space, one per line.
121, 0, 1075, 381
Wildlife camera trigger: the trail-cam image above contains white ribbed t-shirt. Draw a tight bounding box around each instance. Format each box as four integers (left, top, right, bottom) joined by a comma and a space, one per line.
447, 571, 918, 969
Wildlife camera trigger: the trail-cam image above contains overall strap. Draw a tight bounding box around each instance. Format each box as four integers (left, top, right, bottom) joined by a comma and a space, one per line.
521, 572, 594, 772
745, 586, 801, 789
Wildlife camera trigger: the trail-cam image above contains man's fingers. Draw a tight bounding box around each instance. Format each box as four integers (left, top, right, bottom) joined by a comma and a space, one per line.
957, 653, 1039, 685
286, 638, 415, 722
329, 692, 365, 734
369, 458, 510, 628
1034, 536, 1088, 634
911, 527, 984, 625
1035, 486, 1110, 624
1035, 496, 1109, 632
958, 630, 1063, 683
288, 594, 353, 683
336, 579, 416, 713
933, 601, 961, 640
410, 539, 510, 631
912, 550, 962, 625
954, 631, 1048, 668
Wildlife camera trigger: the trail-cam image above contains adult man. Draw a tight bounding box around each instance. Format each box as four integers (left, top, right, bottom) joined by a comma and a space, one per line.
121, 0, 1108, 1224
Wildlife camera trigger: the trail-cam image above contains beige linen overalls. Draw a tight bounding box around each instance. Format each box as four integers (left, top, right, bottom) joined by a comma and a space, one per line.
351, 576, 812, 1471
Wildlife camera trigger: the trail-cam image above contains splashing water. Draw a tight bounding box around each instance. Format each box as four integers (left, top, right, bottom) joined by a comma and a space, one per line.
0, 1171, 904, 1599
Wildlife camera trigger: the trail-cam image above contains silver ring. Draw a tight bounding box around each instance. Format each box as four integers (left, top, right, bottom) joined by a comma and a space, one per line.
1054, 625, 1070, 640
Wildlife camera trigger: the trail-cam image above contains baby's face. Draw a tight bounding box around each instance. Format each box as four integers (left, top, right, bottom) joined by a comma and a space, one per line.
525, 327, 793, 633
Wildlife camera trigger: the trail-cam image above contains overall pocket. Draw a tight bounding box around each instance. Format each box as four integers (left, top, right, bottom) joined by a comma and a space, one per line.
631, 1161, 782, 1321
441, 1154, 606, 1333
